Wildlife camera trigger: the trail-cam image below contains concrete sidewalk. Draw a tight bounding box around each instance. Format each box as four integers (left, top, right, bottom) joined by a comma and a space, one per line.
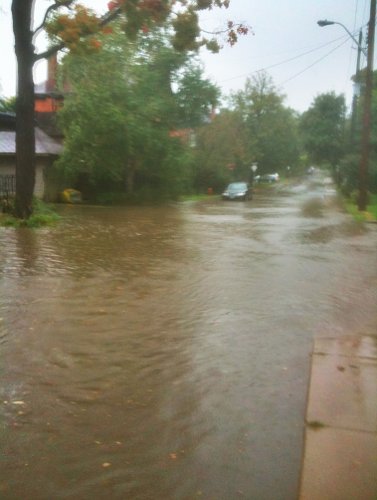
299, 335, 377, 500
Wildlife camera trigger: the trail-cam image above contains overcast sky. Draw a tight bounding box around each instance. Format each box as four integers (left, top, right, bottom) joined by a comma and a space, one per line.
0, 0, 374, 113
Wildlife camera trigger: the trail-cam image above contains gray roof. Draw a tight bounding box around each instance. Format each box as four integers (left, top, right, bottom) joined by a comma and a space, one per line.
0, 127, 63, 155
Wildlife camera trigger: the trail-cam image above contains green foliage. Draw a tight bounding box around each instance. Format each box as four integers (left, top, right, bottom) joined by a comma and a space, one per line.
44, 1, 248, 57
56, 27, 208, 201
332, 69, 377, 196
343, 194, 377, 222
338, 154, 359, 196
172, 11, 200, 51
230, 73, 300, 173
368, 194, 377, 219
192, 73, 301, 192
1, 199, 60, 227
231, 73, 300, 172
194, 109, 247, 191
300, 92, 346, 167
174, 62, 220, 127
0, 96, 16, 112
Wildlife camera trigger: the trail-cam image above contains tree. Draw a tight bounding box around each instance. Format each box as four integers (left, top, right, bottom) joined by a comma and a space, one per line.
56, 27, 218, 200
339, 69, 377, 195
194, 109, 247, 191
231, 72, 300, 174
192, 73, 301, 192
174, 62, 220, 128
11, 0, 248, 218
300, 92, 346, 168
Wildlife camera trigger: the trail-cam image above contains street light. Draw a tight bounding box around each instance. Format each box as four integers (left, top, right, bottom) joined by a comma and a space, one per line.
317, 20, 367, 56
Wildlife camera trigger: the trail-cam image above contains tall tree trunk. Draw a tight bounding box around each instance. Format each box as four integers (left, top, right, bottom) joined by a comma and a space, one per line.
12, 0, 35, 219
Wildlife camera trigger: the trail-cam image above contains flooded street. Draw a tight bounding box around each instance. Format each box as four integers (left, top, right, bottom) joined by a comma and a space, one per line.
1, 175, 376, 499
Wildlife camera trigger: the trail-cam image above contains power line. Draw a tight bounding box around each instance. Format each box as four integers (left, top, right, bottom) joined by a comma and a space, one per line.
218, 31, 357, 85
279, 37, 352, 85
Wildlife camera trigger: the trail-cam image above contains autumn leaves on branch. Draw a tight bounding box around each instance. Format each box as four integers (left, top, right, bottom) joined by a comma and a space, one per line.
39, 0, 249, 59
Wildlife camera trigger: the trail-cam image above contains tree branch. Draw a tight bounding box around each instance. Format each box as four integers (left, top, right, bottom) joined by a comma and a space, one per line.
34, 4, 123, 62
33, 0, 74, 38
200, 24, 243, 36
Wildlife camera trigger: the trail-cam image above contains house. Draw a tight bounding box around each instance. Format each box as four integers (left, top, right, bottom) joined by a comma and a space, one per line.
0, 111, 63, 199
0, 55, 67, 201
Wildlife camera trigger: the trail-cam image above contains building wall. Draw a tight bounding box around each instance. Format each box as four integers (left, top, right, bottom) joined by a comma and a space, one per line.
35, 97, 64, 113
35, 163, 45, 198
0, 159, 15, 175
0, 157, 49, 198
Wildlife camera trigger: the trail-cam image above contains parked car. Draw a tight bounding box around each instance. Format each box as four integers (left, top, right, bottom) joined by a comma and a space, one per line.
61, 188, 82, 203
222, 182, 251, 201
255, 173, 279, 183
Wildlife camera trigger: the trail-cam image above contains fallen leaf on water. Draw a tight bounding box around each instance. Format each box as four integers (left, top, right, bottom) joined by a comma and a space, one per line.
169, 453, 177, 460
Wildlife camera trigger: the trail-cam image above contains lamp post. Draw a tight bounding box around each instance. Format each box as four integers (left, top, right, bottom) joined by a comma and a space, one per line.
318, 3, 376, 211
317, 20, 367, 56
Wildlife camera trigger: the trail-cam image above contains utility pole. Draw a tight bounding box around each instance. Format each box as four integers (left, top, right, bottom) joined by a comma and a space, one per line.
358, 0, 376, 211
350, 30, 363, 145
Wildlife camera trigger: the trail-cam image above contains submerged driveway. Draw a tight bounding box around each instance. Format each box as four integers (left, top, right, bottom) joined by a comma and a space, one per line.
1, 174, 376, 499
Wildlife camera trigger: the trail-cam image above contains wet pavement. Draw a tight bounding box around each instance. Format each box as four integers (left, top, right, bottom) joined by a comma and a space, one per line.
299, 336, 377, 500
0, 174, 376, 499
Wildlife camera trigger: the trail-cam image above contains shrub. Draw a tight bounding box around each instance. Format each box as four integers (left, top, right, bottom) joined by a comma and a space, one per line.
1, 199, 60, 227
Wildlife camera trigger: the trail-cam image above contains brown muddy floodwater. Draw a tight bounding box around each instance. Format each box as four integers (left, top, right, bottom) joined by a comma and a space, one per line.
1, 175, 376, 499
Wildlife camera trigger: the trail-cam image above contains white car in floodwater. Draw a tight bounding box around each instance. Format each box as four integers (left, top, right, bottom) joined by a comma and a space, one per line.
255, 173, 280, 183
222, 182, 252, 201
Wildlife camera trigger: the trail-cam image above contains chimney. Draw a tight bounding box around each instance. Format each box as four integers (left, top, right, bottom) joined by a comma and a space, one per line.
46, 53, 58, 92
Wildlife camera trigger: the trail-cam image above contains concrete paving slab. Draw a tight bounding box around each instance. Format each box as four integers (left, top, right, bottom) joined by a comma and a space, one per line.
306, 353, 377, 432
299, 427, 377, 500
299, 336, 377, 500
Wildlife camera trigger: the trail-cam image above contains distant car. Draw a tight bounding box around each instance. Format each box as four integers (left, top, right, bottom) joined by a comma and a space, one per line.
222, 182, 251, 201
255, 173, 279, 183
61, 188, 82, 203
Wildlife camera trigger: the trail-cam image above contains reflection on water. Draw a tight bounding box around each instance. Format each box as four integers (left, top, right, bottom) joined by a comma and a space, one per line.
1, 179, 376, 499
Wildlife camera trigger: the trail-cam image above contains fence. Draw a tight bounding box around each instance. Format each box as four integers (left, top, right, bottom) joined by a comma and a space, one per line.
0, 175, 16, 198
0, 175, 16, 212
